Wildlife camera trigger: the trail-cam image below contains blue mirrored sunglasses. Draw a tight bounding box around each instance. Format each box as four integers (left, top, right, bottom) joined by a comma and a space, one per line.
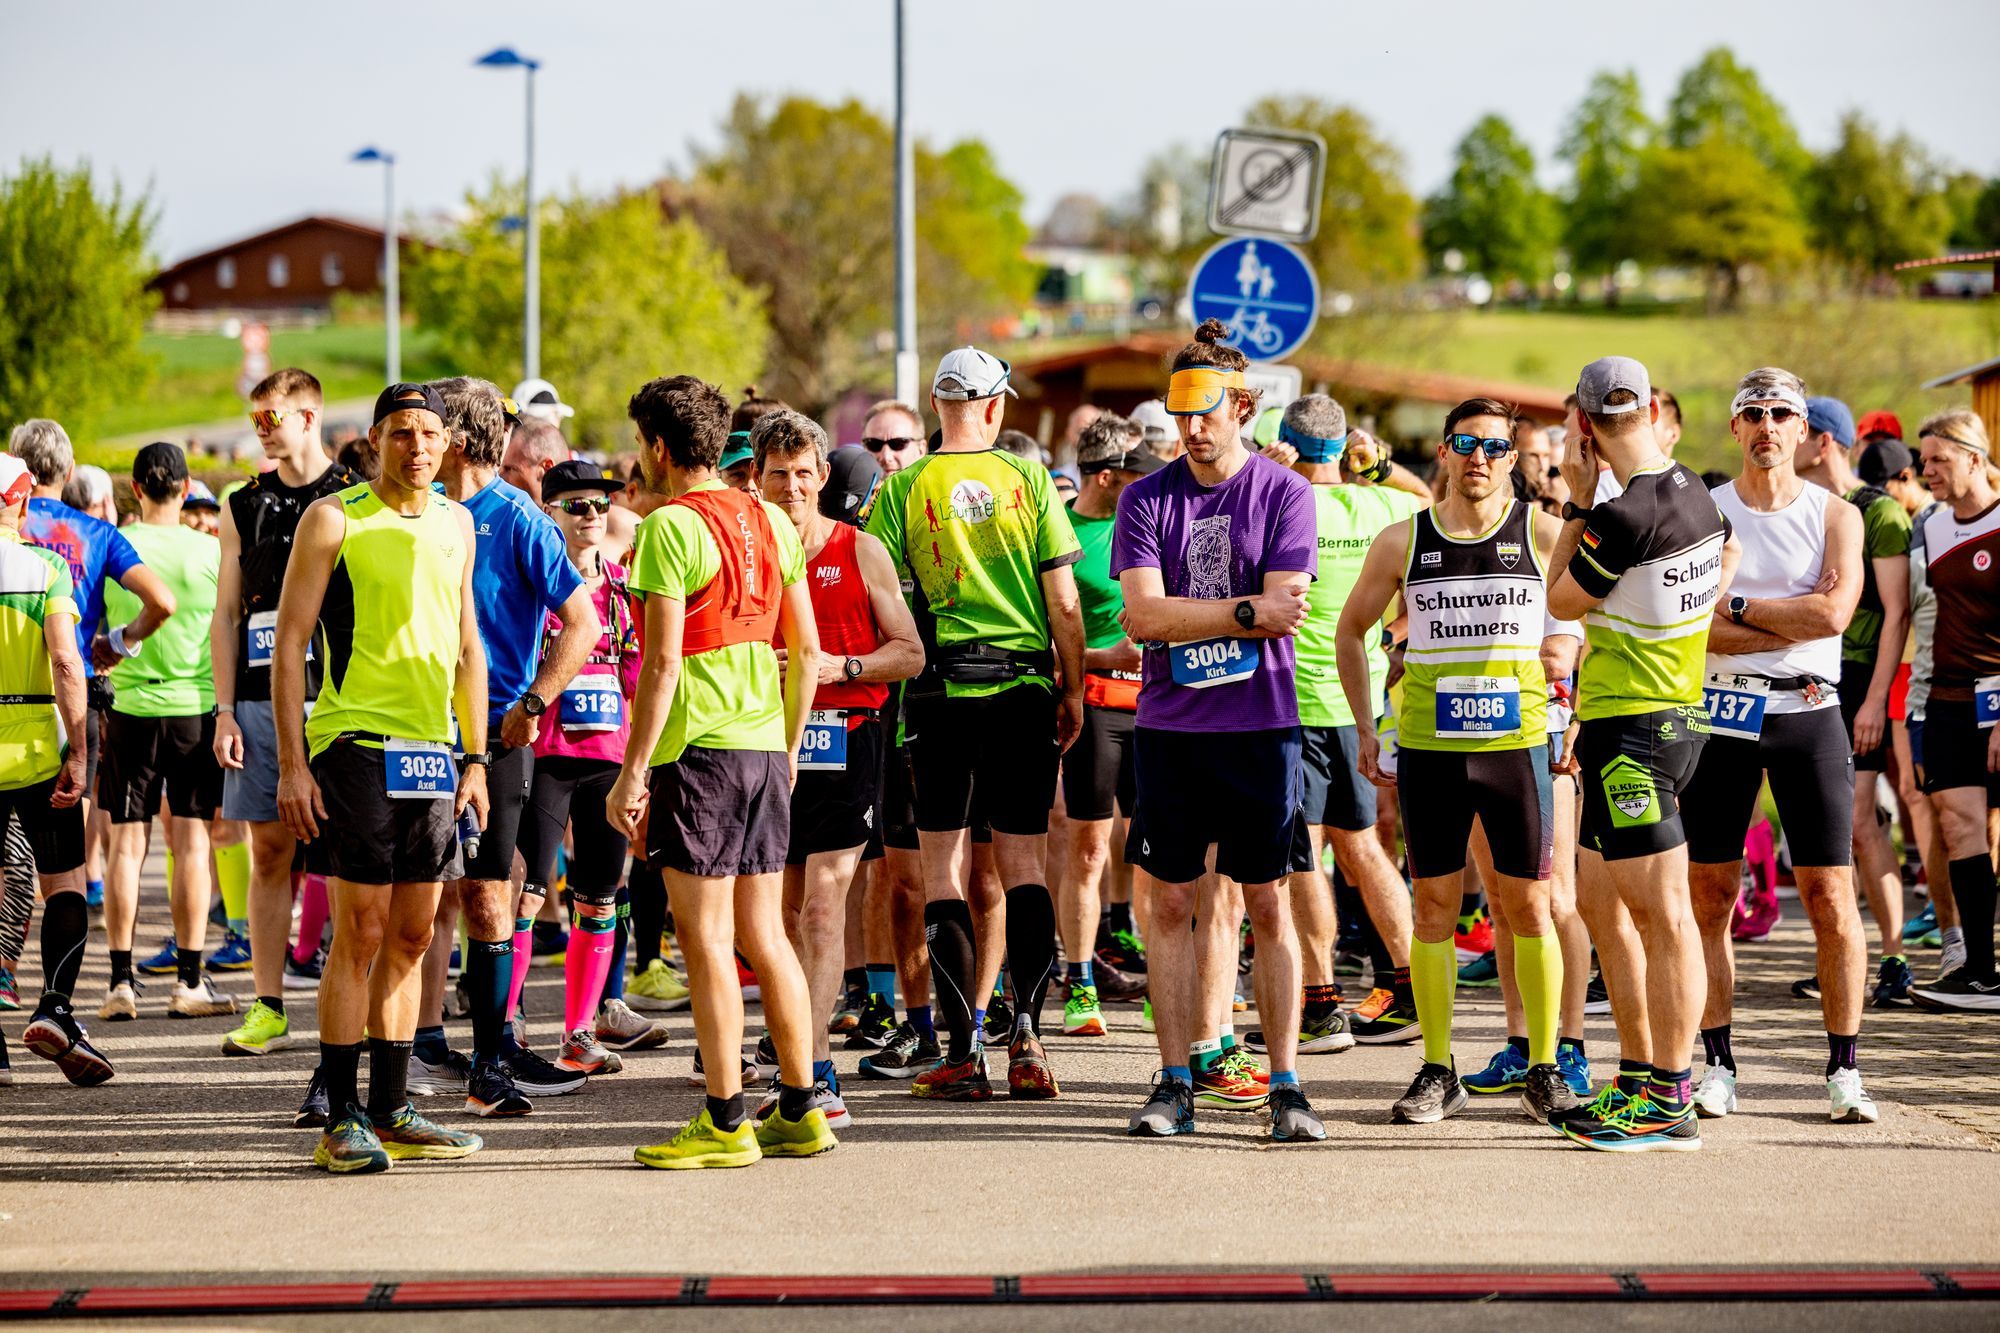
1446, 434, 1514, 459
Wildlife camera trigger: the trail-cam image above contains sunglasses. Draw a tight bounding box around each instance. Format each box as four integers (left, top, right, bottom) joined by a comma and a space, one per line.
249, 408, 304, 430
862, 436, 920, 453
1737, 405, 1798, 425
552, 496, 612, 516
1446, 434, 1514, 459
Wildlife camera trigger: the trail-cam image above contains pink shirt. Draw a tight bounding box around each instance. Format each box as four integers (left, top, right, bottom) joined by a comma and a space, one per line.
533, 561, 641, 765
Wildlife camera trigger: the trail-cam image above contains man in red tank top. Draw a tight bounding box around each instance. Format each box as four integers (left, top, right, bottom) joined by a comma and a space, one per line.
754, 414, 923, 1127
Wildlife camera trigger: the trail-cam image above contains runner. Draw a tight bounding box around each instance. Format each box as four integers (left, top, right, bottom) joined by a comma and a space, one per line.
211, 370, 362, 1057
96, 444, 237, 1024
273, 382, 487, 1173
607, 374, 834, 1167
1797, 396, 1915, 1007
865, 347, 1084, 1101
1679, 370, 1875, 1124
1338, 398, 1577, 1123
1906, 410, 2000, 1012
1547, 356, 1736, 1152
1115, 319, 1325, 1142
755, 410, 922, 1125
859, 400, 926, 476
1, 451, 105, 1085
498, 417, 571, 503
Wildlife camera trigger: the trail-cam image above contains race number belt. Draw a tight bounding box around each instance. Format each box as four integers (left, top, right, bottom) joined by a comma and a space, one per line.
246, 610, 312, 668
1977, 674, 2000, 729
1702, 673, 1771, 742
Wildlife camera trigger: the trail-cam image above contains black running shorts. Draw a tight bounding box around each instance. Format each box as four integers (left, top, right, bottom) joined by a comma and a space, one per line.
98, 711, 223, 824
1397, 744, 1554, 881
1059, 703, 1136, 822
1682, 706, 1855, 868
1127, 725, 1305, 886
1575, 706, 1707, 861
788, 716, 885, 864
0, 774, 84, 874
646, 745, 791, 879
1299, 724, 1377, 834
1837, 658, 1890, 773
461, 743, 533, 882
903, 683, 1059, 837
310, 739, 462, 886
1911, 701, 2000, 803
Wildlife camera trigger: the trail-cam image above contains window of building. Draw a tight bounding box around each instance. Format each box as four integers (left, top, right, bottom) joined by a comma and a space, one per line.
268, 254, 289, 287
216, 258, 236, 289
322, 252, 343, 286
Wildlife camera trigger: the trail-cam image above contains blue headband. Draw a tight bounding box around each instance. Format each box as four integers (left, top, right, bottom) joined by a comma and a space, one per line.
1280, 419, 1348, 463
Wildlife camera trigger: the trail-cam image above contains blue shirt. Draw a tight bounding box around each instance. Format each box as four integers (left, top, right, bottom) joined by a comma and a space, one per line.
24, 497, 143, 677
464, 477, 583, 728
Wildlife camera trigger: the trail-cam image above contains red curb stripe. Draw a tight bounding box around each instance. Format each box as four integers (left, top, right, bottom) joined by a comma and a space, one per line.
1637, 1271, 1935, 1296
75, 1283, 375, 1312
706, 1276, 993, 1300
1021, 1274, 1312, 1298
0, 1293, 60, 1315
392, 1278, 686, 1307
1329, 1273, 1627, 1297
1945, 1271, 2000, 1293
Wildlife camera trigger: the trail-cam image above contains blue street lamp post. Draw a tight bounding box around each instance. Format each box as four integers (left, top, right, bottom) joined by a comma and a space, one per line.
350, 147, 398, 382
476, 46, 542, 381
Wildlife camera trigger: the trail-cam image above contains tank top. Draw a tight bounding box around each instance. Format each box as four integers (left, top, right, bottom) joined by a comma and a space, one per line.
1398, 500, 1548, 752
1708, 479, 1839, 714
228, 462, 361, 700
668, 488, 782, 655
305, 484, 467, 758
534, 561, 640, 765
803, 522, 887, 715
1913, 497, 2000, 704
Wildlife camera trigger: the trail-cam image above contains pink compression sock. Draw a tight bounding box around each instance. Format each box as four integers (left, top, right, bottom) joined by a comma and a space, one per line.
505, 916, 534, 1031
293, 875, 331, 964
564, 911, 618, 1032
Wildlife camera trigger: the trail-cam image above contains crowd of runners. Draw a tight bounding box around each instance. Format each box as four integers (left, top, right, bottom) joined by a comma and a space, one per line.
0, 320, 1995, 1171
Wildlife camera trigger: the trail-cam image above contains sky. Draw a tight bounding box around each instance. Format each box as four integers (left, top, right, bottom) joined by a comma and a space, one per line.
5, 0, 1997, 264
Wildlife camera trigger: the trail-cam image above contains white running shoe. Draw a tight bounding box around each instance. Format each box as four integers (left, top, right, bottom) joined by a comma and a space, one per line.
168, 977, 239, 1019
1691, 1063, 1737, 1119
1827, 1067, 1879, 1124
98, 980, 139, 1022
1939, 936, 1968, 979
595, 998, 669, 1052
756, 1079, 851, 1131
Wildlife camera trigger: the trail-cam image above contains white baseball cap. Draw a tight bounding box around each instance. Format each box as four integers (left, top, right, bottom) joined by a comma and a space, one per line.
931, 347, 1017, 401
511, 377, 575, 422
1129, 398, 1174, 443
0, 453, 30, 508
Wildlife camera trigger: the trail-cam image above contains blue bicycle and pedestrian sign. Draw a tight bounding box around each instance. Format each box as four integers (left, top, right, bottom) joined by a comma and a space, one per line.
1187, 236, 1320, 363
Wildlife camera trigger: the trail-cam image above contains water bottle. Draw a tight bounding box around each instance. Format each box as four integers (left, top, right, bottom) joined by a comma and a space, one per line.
457, 807, 481, 863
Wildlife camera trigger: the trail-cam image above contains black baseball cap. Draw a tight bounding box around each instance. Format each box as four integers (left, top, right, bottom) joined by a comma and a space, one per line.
133, 441, 190, 495
373, 381, 447, 427
542, 459, 622, 502
822, 446, 883, 526
1857, 438, 1914, 484
1078, 447, 1166, 477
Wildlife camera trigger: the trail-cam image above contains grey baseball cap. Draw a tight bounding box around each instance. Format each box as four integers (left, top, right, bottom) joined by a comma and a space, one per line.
1576, 356, 1651, 415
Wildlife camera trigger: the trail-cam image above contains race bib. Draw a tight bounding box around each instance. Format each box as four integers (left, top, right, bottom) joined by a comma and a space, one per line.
1434, 676, 1522, 739
559, 673, 624, 733
1168, 636, 1257, 689
246, 611, 311, 668
384, 739, 454, 800
1977, 674, 2000, 730
798, 709, 849, 771
1703, 673, 1770, 742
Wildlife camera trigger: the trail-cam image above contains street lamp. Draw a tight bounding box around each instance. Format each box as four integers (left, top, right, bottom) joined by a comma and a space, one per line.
475, 45, 542, 381
350, 147, 398, 382
893, 0, 916, 405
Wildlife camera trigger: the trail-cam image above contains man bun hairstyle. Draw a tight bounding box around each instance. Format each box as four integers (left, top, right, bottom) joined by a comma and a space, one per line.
731, 385, 791, 435
629, 375, 731, 472
1171, 319, 1260, 419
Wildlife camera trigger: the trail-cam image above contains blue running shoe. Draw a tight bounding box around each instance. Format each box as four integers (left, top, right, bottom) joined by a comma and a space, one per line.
1558, 1093, 1702, 1153
1462, 1042, 1529, 1094
1557, 1043, 1591, 1098
1903, 901, 1940, 948
137, 936, 180, 976
206, 930, 253, 971
1457, 950, 1500, 987
85, 880, 104, 910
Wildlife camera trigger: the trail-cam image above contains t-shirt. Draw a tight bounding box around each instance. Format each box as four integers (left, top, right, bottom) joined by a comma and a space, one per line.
626, 481, 806, 764
1909, 497, 2000, 705
1842, 484, 1912, 665
866, 448, 1080, 697
23, 497, 142, 677
464, 477, 585, 729
1066, 503, 1125, 649
0, 529, 78, 790
104, 523, 218, 717
1295, 483, 1423, 727
1568, 460, 1730, 721
1110, 452, 1317, 733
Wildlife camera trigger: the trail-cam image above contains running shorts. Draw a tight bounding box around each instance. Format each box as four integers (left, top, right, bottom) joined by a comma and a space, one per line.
903, 683, 1059, 837
1397, 743, 1554, 881
222, 698, 283, 823
1682, 706, 1855, 867
1837, 658, 1890, 773
788, 716, 885, 863
1299, 724, 1376, 833
99, 711, 223, 824
1059, 703, 1136, 822
1910, 701, 2000, 804
517, 754, 626, 897
1127, 725, 1305, 886
1575, 706, 1707, 861
461, 743, 533, 881
646, 745, 791, 878
0, 775, 84, 874
309, 738, 462, 885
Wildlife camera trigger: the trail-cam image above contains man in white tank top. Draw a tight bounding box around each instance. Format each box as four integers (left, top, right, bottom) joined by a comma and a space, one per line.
1679, 366, 1876, 1126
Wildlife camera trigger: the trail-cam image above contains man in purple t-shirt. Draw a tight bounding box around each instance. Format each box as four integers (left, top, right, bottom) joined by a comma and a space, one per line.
1109, 320, 1324, 1144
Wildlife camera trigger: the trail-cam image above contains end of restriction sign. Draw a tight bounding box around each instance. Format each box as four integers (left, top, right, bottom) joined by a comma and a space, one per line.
1208, 127, 1325, 243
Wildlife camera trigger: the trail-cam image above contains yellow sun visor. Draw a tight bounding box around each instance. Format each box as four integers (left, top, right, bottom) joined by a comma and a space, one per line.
1165, 367, 1245, 416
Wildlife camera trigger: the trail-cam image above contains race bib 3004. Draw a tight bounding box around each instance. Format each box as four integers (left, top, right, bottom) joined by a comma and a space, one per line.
1433, 675, 1522, 739
1702, 673, 1770, 742
384, 739, 454, 800
1168, 636, 1257, 689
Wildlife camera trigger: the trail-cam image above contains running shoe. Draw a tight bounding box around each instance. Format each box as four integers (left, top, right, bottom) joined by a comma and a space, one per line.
503, 1046, 587, 1096
1827, 1067, 1879, 1123
447, 943, 462, 979
408, 1049, 472, 1095
1583, 971, 1611, 1016
137, 936, 179, 975
293, 1068, 330, 1129
98, 979, 139, 1022
1558, 1093, 1701, 1153
1231, 986, 1248, 1013
1351, 986, 1393, 1023
627, 958, 691, 1011
23, 1003, 114, 1086
1791, 975, 1822, 1001
735, 955, 761, 1000
750, 1033, 781, 1083
0, 964, 19, 1010
372, 1103, 483, 1160
1350, 993, 1420, 1045
466, 1061, 534, 1117
844, 994, 898, 1049
313, 1107, 391, 1175
1552, 1079, 1629, 1131
85, 880, 103, 911
222, 999, 291, 1056
754, 1105, 839, 1157
686, 1046, 760, 1089
982, 998, 1014, 1043
1520, 1063, 1579, 1122
1128, 1074, 1195, 1137
1557, 1043, 1591, 1098
1333, 944, 1368, 977
206, 930, 253, 971
283, 948, 324, 990
558, 1029, 624, 1076
1910, 967, 2000, 1013
755, 1081, 850, 1133
1062, 984, 1105, 1036
1224, 1046, 1270, 1086
911, 1050, 992, 1101
1902, 901, 1939, 948
1454, 910, 1494, 964
1456, 949, 1500, 987
1101, 925, 1147, 976
1391, 1061, 1466, 1124
1940, 935, 1968, 978
1268, 1084, 1327, 1142
830, 983, 864, 1035
858, 1023, 938, 1079
1872, 956, 1915, 1009
594, 998, 669, 1052
1192, 1056, 1268, 1109
1093, 956, 1146, 1001
1140, 998, 1154, 1033
635, 1108, 761, 1170
1462, 1043, 1529, 1095
1007, 1030, 1060, 1099
531, 924, 567, 965
1692, 1063, 1738, 1118
169, 977, 239, 1019
1732, 889, 1780, 942
1298, 1009, 1356, 1054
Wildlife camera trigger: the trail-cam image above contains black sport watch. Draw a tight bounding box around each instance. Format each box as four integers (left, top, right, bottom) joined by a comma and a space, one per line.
1728, 595, 1750, 626
520, 692, 547, 718
1561, 501, 1592, 523
462, 751, 493, 768
1234, 600, 1258, 632
843, 655, 863, 681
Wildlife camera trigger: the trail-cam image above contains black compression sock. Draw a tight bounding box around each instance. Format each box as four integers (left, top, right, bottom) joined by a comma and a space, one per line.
630, 861, 665, 970
260, 995, 285, 1015
1700, 1023, 1735, 1072
1004, 884, 1058, 1037
464, 938, 513, 1062
39, 892, 87, 1002
1948, 856, 1997, 980
1825, 1031, 1858, 1077
706, 1092, 747, 1132
923, 899, 978, 1063
109, 949, 133, 988
365, 1037, 412, 1120
177, 946, 202, 989
776, 1080, 814, 1121
842, 966, 866, 991
320, 1040, 363, 1117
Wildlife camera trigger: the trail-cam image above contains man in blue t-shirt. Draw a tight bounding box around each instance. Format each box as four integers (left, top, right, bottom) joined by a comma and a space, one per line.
412, 378, 599, 1118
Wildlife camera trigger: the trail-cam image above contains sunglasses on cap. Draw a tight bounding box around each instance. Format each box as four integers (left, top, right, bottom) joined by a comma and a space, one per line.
862, 435, 921, 453
1737, 405, 1798, 425
1165, 367, 1246, 416
249, 408, 305, 430
551, 496, 612, 516
1446, 433, 1514, 459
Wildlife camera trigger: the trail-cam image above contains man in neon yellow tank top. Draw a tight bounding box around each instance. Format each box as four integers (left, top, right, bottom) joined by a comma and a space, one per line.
1338, 397, 1575, 1127
273, 383, 490, 1174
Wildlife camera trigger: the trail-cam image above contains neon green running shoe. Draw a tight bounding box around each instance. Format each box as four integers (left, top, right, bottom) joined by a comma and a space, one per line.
1063, 984, 1105, 1036
221, 999, 292, 1056
1141, 997, 1154, 1032
313, 1108, 390, 1175
372, 1103, 483, 1160
626, 958, 691, 1012
754, 1106, 838, 1158
635, 1108, 761, 1170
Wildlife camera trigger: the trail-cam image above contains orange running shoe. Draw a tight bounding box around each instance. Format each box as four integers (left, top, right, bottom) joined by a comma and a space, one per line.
911, 1050, 992, 1101
1352, 987, 1395, 1023
1007, 1031, 1060, 1099
1192, 1054, 1268, 1109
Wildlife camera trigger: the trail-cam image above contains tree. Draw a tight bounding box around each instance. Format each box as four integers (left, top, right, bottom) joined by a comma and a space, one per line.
406, 179, 766, 451
1557, 70, 1654, 291
1628, 138, 1810, 307
689, 95, 1033, 407
1806, 112, 1953, 274
0, 158, 157, 439
1665, 48, 1811, 185
1950, 175, 2000, 248
1243, 96, 1423, 292
1422, 114, 1560, 287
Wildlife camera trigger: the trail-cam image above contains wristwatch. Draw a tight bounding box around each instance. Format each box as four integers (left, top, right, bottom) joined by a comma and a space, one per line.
1728, 595, 1750, 626
1561, 501, 1592, 523
842, 656, 863, 681
462, 751, 493, 768
1233, 600, 1258, 631
520, 692, 546, 718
